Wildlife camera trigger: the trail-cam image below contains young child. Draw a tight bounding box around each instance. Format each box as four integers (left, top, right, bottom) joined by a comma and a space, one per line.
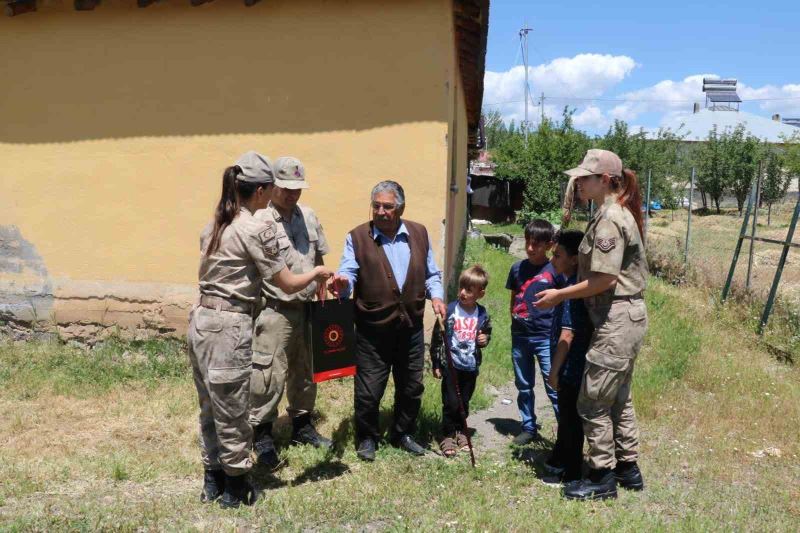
430, 265, 492, 458
545, 229, 593, 483
506, 219, 559, 445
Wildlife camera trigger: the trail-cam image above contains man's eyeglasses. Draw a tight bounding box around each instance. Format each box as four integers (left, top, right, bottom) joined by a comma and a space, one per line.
371, 202, 397, 212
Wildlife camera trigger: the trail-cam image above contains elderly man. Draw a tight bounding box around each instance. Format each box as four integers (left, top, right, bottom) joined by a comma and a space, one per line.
330, 180, 446, 461
251, 156, 332, 469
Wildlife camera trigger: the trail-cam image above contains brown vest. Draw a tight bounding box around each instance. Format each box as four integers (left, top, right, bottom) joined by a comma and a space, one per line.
350, 220, 429, 329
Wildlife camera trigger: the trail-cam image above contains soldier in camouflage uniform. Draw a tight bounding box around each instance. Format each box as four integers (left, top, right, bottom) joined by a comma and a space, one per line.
190, 152, 331, 508
250, 157, 332, 469
535, 149, 649, 501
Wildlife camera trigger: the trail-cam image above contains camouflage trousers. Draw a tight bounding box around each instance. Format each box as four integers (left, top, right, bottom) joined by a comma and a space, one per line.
249, 303, 316, 426
578, 298, 648, 470
187, 306, 254, 475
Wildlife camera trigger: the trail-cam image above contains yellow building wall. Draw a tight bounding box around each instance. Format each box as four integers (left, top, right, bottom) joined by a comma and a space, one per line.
0, 0, 462, 338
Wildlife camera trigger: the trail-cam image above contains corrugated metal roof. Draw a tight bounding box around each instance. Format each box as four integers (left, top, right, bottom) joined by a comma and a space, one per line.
656, 108, 799, 143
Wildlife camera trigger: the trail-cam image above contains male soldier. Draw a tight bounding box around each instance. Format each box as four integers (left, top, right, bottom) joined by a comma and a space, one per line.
250, 156, 332, 468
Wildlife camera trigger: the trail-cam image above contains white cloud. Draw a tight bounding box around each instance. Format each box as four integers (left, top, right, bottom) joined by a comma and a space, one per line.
738, 83, 800, 116
611, 74, 716, 123
573, 105, 609, 130
483, 53, 636, 127
612, 76, 800, 124
484, 58, 800, 133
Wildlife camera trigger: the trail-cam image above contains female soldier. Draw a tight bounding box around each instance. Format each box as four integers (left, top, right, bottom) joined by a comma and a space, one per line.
190, 151, 332, 509
535, 149, 648, 501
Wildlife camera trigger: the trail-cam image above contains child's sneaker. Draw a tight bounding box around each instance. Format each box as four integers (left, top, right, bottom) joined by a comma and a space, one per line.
439, 436, 458, 458
512, 430, 539, 446
455, 432, 470, 451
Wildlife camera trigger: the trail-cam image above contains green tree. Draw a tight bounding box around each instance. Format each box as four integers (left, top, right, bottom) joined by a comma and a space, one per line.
595, 121, 690, 213
694, 126, 727, 213
782, 132, 800, 183
493, 107, 591, 223
760, 144, 790, 225
725, 125, 761, 215
482, 109, 509, 150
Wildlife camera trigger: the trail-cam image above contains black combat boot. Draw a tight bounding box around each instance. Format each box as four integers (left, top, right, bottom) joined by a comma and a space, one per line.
200, 469, 225, 503
253, 422, 280, 469
614, 461, 645, 491
219, 473, 260, 509
291, 413, 333, 449
563, 468, 617, 501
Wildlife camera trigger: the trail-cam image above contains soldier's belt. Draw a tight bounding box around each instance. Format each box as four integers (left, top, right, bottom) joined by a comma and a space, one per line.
199, 295, 253, 314
612, 292, 644, 301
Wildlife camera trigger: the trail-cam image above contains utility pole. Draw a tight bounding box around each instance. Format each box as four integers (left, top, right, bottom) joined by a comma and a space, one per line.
519, 26, 532, 141
540, 92, 545, 125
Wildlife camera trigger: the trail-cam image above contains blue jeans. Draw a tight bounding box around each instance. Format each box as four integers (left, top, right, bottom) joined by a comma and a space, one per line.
511, 334, 559, 433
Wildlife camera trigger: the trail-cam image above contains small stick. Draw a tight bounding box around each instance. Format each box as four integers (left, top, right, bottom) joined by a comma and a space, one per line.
436, 314, 476, 468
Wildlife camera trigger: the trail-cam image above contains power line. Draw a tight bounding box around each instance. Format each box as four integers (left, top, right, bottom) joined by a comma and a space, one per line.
483, 95, 800, 107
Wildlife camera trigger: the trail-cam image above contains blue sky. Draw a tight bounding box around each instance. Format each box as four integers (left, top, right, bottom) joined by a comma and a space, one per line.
483, 0, 800, 134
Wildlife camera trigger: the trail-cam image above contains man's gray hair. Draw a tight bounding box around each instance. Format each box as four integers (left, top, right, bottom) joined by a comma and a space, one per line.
371, 180, 405, 207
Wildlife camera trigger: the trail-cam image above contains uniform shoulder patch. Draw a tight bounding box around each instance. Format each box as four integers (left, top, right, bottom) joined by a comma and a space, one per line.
259, 222, 278, 255
596, 237, 617, 253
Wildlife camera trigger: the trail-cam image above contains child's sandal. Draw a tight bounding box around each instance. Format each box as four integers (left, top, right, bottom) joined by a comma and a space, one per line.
439, 437, 457, 458
455, 432, 470, 451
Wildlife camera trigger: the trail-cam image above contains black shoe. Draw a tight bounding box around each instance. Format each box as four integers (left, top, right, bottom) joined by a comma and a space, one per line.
512, 430, 539, 446
392, 434, 426, 456
200, 469, 225, 503
614, 461, 645, 491
544, 456, 566, 475
291, 414, 333, 449
356, 438, 376, 462
253, 422, 280, 470
563, 468, 618, 501
219, 473, 260, 509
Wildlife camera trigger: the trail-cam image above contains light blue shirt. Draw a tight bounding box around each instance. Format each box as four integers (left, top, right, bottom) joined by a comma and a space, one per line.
337, 222, 444, 300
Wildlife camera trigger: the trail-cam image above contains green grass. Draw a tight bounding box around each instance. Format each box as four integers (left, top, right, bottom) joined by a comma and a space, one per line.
482, 222, 524, 236
0, 336, 188, 399
633, 280, 701, 418
1, 237, 799, 530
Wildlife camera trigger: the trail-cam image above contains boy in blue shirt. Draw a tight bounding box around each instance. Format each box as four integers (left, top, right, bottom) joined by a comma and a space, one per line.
545, 230, 593, 482
430, 265, 492, 458
506, 219, 559, 445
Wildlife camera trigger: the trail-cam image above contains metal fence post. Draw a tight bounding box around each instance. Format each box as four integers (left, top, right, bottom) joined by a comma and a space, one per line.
758, 195, 800, 334
721, 179, 757, 302
745, 163, 762, 291
684, 167, 695, 264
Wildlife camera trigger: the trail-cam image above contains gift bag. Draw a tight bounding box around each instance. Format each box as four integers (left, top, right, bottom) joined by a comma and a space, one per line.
306, 298, 357, 383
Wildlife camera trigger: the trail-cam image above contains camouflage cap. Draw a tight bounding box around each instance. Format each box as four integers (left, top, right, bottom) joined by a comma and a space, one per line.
564, 149, 623, 178
273, 156, 309, 190
235, 151, 274, 184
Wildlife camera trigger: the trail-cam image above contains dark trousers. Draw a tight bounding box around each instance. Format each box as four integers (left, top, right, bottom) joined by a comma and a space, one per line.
440, 366, 478, 436
354, 324, 425, 441
551, 383, 584, 481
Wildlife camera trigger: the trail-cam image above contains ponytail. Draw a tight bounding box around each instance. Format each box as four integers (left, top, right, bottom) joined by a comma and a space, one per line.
205, 166, 243, 256
613, 168, 644, 238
